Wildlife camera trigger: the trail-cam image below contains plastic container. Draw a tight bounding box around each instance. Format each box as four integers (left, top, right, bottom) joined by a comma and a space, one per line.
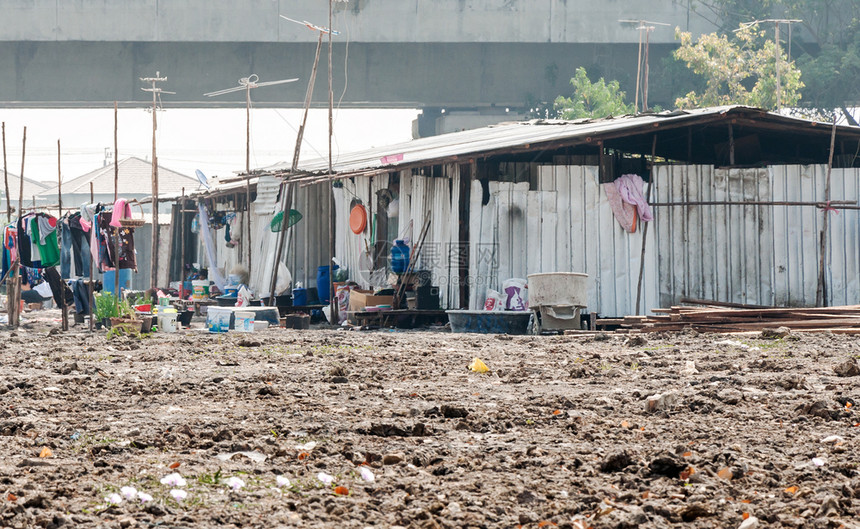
390, 240, 410, 274
316, 265, 339, 304
206, 306, 231, 333
253, 320, 269, 331
234, 311, 254, 332
527, 273, 588, 308
158, 311, 178, 333
192, 280, 210, 301
292, 288, 308, 306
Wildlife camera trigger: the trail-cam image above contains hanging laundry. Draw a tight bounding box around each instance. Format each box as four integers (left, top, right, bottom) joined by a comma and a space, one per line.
604, 174, 653, 233
616, 174, 653, 222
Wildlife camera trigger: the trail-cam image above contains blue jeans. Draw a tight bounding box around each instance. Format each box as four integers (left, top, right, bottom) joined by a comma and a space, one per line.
60, 221, 72, 279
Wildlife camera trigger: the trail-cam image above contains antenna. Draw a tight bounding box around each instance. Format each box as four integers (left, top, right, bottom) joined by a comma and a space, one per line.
205, 74, 299, 174
735, 19, 802, 110
279, 14, 340, 35
619, 20, 670, 113
140, 71, 173, 292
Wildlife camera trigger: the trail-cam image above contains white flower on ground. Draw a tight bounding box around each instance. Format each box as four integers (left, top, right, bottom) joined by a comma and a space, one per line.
812, 457, 826, 467
104, 492, 123, 505
160, 473, 187, 487
170, 489, 188, 501
225, 476, 245, 491
120, 486, 137, 500
276, 475, 291, 488
137, 491, 154, 503
317, 472, 334, 485
359, 467, 375, 483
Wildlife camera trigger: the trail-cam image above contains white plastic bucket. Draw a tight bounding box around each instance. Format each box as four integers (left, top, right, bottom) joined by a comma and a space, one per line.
235, 311, 254, 332
159, 312, 178, 333
527, 272, 588, 308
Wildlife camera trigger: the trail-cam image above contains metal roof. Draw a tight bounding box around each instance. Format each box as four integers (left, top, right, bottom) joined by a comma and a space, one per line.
257, 106, 860, 182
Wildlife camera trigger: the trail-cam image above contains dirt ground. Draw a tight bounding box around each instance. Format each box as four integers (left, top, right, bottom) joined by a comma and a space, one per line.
1, 316, 860, 529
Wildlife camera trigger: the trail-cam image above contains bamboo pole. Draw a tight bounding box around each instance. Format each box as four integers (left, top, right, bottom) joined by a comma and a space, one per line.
18, 128, 25, 223
10, 127, 26, 328
635, 135, 657, 315
269, 29, 325, 306
816, 117, 838, 306
2, 122, 9, 222
179, 187, 185, 296
59, 139, 68, 331
114, 102, 120, 307
649, 200, 855, 207
88, 182, 94, 332
328, 0, 336, 323
150, 92, 159, 293
246, 178, 252, 277
246, 84, 251, 175
2, 122, 12, 327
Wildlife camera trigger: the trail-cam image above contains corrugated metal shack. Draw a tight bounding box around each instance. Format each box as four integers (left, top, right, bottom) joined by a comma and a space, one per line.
178, 106, 860, 317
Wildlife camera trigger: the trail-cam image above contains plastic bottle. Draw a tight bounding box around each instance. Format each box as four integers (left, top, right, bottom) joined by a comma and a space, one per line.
390, 240, 410, 274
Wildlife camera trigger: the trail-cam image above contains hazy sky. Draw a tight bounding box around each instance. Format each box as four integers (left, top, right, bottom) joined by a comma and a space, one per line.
0, 108, 419, 186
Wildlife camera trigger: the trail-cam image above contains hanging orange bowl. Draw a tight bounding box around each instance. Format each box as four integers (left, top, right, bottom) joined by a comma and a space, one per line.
350, 204, 367, 234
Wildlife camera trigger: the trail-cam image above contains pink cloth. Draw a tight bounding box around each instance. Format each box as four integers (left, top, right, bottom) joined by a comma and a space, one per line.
109, 199, 132, 228
616, 174, 653, 222
603, 182, 637, 232
604, 174, 653, 233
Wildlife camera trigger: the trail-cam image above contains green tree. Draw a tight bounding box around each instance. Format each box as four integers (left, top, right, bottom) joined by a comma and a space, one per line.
688, 0, 860, 122
673, 23, 803, 109
553, 67, 634, 119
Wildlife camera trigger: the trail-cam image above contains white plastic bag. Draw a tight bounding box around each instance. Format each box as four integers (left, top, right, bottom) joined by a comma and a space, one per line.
483, 289, 504, 311
502, 278, 528, 311
335, 285, 351, 324
236, 286, 252, 308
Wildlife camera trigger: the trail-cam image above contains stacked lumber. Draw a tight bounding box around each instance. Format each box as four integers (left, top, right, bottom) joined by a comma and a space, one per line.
596, 304, 860, 334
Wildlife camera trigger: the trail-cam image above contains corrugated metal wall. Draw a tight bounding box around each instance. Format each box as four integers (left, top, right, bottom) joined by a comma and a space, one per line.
333, 166, 461, 309
399, 166, 461, 309
333, 173, 391, 291
468, 165, 658, 316
196, 182, 329, 297
652, 164, 860, 308
468, 163, 860, 316
770, 164, 860, 307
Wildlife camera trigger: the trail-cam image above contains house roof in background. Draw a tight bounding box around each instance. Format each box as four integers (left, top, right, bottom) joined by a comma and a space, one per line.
39, 156, 198, 197
0, 171, 50, 204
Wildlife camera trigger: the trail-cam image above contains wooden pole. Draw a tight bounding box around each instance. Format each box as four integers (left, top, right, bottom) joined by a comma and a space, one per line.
246, 84, 251, 175
179, 187, 185, 296
2, 122, 9, 222
635, 135, 658, 315
150, 92, 160, 293
246, 178, 252, 277
270, 28, 324, 306
59, 139, 68, 331
328, 0, 336, 323
267, 182, 293, 306
816, 117, 838, 306
292, 33, 324, 172
18, 127, 25, 222
114, 102, 120, 305
634, 24, 642, 113
775, 22, 781, 109
10, 127, 26, 328
643, 26, 651, 111
89, 181, 94, 332
1, 121, 11, 327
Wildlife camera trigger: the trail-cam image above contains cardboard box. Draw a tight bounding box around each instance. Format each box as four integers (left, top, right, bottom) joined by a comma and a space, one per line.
348, 289, 394, 313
